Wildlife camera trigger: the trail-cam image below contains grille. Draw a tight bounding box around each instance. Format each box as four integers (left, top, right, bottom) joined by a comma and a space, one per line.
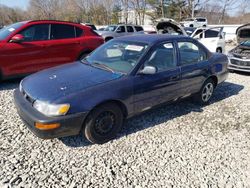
230, 59, 250, 66
21, 90, 35, 104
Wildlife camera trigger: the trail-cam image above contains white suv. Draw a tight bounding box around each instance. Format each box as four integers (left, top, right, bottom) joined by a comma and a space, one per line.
191, 27, 225, 53
180, 17, 207, 28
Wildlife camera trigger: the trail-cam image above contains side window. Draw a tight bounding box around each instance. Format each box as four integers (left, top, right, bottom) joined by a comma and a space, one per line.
178, 42, 207, 65
135, 26, 143, 32
145, 43, 176, 72
75, 27, 83, 37
51, 24, 75, 39
126, 26, 134, 32
19, 24, 49, 42
205, 30, 219, 38
117, 26, 125, 33
193, 29, 203, 38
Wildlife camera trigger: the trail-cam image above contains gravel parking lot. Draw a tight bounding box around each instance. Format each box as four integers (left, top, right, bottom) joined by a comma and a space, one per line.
0, 72, 250, 188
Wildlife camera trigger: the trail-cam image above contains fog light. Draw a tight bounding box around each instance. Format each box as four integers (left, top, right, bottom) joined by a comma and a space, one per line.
35, 122, 60, 130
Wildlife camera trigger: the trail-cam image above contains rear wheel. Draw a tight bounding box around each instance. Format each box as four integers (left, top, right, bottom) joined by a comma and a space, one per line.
216, 48, 222, 53
105, 37, 113, 42
84, 103, 123, 144
79, 52, 90, 61
194, 79, 215, 105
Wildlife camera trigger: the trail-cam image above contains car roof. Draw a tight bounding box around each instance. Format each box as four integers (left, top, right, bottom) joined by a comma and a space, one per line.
26, 20, 81, 25
117, 34, 191, 44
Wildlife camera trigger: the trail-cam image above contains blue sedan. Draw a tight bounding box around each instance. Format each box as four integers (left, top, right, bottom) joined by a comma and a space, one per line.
14, 35, 229, 144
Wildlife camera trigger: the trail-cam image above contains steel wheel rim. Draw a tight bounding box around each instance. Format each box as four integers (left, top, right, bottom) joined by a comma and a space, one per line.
202, 83, 214, 102
94, 111, 115, 135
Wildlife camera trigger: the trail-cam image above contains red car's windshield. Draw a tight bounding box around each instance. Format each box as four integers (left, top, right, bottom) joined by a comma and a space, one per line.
0, 22, 25, 40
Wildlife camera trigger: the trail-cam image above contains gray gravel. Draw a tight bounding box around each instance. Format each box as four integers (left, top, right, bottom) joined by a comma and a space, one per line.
0, 73, 250, 188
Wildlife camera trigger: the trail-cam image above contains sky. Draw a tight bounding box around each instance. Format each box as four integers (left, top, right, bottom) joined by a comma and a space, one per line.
0, 0, 29, 10
0, 0, 249, 15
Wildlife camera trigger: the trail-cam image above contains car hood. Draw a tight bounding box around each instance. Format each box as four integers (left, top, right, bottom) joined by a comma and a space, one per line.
155, 18, 187, 35
236, 24, 250, 44
22, 62, 123, 103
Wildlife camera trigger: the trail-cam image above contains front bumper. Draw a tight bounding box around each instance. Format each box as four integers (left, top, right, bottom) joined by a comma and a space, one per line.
14, 89, 88, 139
228, 57, 250, 72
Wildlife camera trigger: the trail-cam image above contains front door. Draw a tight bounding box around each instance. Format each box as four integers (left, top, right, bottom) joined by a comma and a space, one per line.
133, 42, 181, 113
1, 24, 50, 75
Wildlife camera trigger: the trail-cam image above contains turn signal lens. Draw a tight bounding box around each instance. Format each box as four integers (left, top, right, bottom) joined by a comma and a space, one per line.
59, 105, 70, 115
35, 122, 60, 130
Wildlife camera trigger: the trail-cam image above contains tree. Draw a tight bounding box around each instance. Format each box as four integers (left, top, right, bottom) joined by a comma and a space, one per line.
218, 0, 238, 23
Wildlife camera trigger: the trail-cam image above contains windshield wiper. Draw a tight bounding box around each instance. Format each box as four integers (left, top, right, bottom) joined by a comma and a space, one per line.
91, 62, 115, 73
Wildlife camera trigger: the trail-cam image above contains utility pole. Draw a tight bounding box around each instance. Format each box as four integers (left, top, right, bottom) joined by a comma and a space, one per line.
161, 0, 165, 18
191, 0, 195, 18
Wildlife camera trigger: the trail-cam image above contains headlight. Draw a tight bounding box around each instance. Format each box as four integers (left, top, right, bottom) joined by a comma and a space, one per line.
33, 100, 70, 117
227, 52, 233, 58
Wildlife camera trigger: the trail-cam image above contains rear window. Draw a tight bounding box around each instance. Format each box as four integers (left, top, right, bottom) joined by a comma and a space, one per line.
196, 18, 206, 22
239, 29, 250, 38
135, 26, 144, 32
51, 24, 75, 39
205, 30, 219, 38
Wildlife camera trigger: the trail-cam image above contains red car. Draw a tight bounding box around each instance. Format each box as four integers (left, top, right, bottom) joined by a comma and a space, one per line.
0, 20, 104, 80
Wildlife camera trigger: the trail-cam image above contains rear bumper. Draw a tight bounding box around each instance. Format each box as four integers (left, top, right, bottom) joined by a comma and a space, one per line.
14, 89, 88, 139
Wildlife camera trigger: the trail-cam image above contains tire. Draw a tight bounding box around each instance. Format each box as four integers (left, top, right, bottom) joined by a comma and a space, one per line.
194, 79, 215, 105
84, 103, 123, 144
105, 37, 113, 42
216, 48, 222, 53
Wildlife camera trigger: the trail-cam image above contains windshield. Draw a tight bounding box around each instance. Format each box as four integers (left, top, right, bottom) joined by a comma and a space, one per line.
104, 25, 118, 32
239, 29, 250, 38
84, 40, 148, 74
0, 22, 25, 40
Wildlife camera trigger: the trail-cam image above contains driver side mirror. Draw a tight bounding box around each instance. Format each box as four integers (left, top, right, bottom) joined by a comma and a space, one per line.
139, 66, 157, 75
10, 34, 24, 43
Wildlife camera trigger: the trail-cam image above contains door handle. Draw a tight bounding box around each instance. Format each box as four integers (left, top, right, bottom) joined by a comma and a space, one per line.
170, 75, 180, 81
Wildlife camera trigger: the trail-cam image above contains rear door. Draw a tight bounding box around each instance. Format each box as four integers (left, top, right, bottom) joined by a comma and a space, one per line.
177, 40, 210, 96
126, 26, 135, 35
133, 42, 182, 112
194, 27, 225, 53
1, 24, 50, 75
115, 26, 127, 37
44, 23, 83, 66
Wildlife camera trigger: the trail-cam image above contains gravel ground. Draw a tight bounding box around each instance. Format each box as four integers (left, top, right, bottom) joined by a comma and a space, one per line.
0, 72, 250, 188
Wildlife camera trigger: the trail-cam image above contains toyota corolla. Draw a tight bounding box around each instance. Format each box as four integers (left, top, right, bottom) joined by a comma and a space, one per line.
14, 35, 229, 144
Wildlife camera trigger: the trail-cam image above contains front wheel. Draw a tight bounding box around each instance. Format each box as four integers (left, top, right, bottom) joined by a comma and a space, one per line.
194, 79, 215, 105
216, 48, 222, 53
84, 103, 123, 144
